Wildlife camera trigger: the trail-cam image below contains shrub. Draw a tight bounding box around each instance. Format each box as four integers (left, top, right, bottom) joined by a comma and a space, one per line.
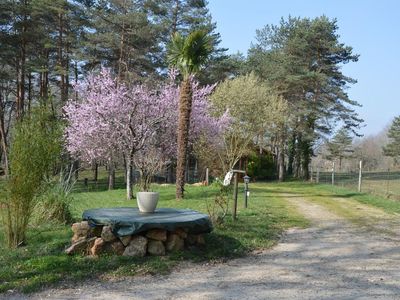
206, 180, 232, 225
32, 183, 73, 225
247, 152, 275, 180
1, 106, 62, 248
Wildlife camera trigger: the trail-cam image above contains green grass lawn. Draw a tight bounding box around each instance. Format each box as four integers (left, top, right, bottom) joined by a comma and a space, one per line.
0, 182, 308, 294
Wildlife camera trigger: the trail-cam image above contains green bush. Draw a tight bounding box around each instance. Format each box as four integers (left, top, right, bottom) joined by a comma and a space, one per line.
247, 152, 275, 180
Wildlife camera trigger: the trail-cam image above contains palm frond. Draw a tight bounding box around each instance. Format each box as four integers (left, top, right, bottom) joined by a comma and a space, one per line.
167, 30, 212, 78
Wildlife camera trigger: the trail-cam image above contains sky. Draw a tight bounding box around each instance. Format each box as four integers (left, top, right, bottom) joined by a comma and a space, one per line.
208, 0, 400, 136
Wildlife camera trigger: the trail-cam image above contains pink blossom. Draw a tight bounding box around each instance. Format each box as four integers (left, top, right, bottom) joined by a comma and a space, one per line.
64, 68, 229, 171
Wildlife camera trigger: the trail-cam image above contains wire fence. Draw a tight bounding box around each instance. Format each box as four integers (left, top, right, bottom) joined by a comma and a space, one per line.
311, 164, 400, 201
71, 165, 205, 193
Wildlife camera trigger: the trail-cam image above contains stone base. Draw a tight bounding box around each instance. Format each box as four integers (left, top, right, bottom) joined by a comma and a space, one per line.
66, 221, 207, 257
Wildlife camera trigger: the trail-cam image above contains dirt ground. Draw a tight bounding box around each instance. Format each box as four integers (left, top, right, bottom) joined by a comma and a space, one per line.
5, 195, 400, 300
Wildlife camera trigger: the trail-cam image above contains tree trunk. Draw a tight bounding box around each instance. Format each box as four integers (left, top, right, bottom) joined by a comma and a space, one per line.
40, 49, 49, 100
0, 114, 9, 177
93, 162, 98, 182
167, 163, 173, 183
16, 44, 26, 120
117, 1, 126, 82
287, 133, 296, 176
27, 73, 32, 115
278, 141, 285, 182
294, 134, 302, 178
108, 163, 115, 190
16, 0, 28, 119
175, 78, 192, 199
126, 158, 132, 200
73, 160, 79, 180
171, 0, 180, 34
74, 61, 78, 101
58, 11, 70, 104
301, 140, 311, 180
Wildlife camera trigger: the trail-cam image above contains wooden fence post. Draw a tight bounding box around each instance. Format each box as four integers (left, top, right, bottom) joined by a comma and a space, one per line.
316, 166, 320, 183
358, 160, 362, 192
332, 162, 335, 186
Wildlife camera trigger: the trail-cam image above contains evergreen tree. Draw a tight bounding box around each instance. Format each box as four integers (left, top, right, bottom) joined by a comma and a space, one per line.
83, 0, 161, 83
145, 0, 231, 83
326, 128, 354, 170
248, 16, 362, 179
383, 116, 400, 162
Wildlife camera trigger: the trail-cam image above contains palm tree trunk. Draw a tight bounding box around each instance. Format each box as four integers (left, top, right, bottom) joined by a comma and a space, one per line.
176, 78, 192, 199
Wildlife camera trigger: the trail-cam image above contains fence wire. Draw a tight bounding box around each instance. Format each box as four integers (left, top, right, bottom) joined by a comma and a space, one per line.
311, 167, 400, 201
72, 166, 202, 193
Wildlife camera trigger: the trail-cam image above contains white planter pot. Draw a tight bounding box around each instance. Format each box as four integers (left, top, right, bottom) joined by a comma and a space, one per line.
136, 192, 159, 213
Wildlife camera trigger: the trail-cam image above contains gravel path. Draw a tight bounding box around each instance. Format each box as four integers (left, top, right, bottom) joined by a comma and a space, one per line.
6, 196, 400, 300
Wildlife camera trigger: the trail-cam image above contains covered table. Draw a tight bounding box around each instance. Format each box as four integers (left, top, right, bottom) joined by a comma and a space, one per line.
82, 207, 213, 237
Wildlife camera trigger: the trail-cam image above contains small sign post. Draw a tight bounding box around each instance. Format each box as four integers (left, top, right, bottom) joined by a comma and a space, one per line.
232, 172, 238, 221
243, 175, 250, 208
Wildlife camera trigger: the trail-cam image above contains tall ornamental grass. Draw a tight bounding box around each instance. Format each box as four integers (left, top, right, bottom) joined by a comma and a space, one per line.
1, 106, 62, 248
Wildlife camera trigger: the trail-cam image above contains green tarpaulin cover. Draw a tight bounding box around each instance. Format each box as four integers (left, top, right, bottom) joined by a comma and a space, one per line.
82, 207, 213, 237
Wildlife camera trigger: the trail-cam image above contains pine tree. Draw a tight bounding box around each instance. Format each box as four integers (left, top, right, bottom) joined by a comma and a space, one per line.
383, 116, 400, 162
146, 0, 230, 83
248, 16, 362, 179
326, 128, 354, 170
83, 0, 161, 82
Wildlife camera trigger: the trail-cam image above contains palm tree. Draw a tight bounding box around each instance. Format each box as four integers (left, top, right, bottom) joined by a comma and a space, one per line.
167, 30, 212, 199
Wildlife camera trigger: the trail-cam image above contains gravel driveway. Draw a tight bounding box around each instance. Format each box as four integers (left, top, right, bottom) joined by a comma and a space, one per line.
6, 195, 400, 300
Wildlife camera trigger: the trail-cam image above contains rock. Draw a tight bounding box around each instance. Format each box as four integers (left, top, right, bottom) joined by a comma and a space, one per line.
196, 234, 205, 245
80, 221, 90, 230
71, 222, 80, 233
123, 235, 148, 257
90, 238, 105, 256
186, 234, 205, 246
186, 234, 197, 246
166, 233, 184, 252
92, 225, 103, 237
71, 234, 85, 244
146, 229, 167, 242
71, 221, 92, 242
174, 228, 187, 239
119, 235, 132, 246
72, 221, 89, 232
71, 221, 90, 234
65, 237, 96, 255
147, 240, 165, 256
101, 226, 116, 242
109, 240, 125, 255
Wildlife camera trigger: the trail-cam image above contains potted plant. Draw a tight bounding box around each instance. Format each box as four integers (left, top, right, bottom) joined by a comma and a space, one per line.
134, 147, 165, 213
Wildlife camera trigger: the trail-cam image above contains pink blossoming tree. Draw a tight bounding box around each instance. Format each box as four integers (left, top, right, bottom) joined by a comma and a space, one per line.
64, 69, 228, 200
